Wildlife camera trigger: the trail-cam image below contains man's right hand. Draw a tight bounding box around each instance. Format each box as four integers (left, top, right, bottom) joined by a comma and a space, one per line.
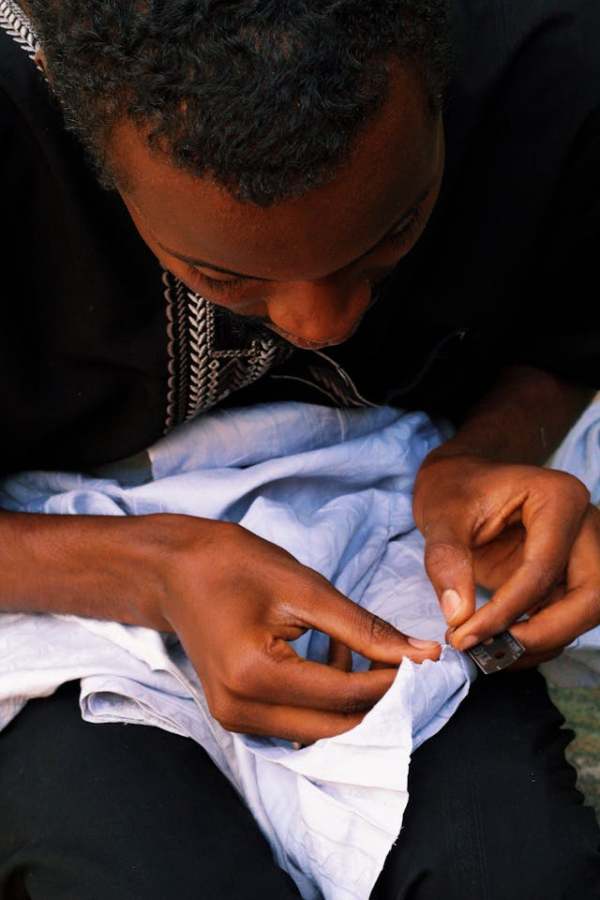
0, 509, 439, 745
154, 516, 440, 745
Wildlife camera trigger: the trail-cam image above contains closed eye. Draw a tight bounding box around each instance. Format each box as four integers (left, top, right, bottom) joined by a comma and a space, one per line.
191, 271, 245, 291
186, 204, 424, 295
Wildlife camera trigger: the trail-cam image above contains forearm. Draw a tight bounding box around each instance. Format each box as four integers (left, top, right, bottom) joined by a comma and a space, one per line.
425, 364, 595, 467
0, 510, 173, 630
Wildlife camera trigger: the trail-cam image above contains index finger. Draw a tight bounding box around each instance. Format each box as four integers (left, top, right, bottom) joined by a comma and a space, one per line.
291, 576, 440, 666
450, 495, 584, 650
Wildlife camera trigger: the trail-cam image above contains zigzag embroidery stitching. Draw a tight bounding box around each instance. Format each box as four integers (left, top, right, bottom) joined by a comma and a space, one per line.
162, 272, 177, 434
183, 288, 286, 422
249, 339, 280, 386
185, 291, 211, 420
174, 279, 190, 424
0, 5, 289, 432
0, 0, 41, 63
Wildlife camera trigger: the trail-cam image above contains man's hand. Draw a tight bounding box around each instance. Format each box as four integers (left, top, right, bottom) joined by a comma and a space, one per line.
413, 451, 599, 667
158, 517, 440, 744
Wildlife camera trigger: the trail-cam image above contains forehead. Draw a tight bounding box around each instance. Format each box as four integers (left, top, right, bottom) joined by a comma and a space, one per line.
112, 63, 442, 280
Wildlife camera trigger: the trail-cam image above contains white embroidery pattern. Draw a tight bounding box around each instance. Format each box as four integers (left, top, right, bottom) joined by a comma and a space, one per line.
186, 291, 211, 420
0, 1, 42, 68
162, 271, 179, 433
184, 290, 285, 422
1, 3, 357, 430
162, 272, 291, 433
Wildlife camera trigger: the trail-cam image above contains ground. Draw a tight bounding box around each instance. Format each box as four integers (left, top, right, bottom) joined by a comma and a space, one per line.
548, 685, 600, 818
544, 395, 600, 819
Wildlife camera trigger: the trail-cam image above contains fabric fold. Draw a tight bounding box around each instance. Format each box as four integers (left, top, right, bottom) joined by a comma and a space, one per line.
2, 398, 597, 897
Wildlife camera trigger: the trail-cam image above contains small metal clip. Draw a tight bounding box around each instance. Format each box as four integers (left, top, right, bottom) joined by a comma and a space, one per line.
466, 631, 525, 674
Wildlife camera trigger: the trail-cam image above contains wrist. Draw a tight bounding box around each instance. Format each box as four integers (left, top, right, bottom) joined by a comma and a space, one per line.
0, 510, 176, 631
133, 513, 231, 632
429, 365, 594, 468
116, 513, 179, 631
413, 449, 490, 524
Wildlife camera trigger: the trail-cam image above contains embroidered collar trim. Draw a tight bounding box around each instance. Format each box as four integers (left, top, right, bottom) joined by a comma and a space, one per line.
0, 1, 42, 70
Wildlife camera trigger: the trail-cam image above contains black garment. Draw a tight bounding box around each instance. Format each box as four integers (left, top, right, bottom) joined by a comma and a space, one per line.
329, 0, 600, 421
0, 0, 293, 475
1, 0, 600, 475
0, 672, 598, 900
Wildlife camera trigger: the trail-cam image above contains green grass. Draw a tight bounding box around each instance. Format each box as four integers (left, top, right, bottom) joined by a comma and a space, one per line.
547, 685, 600, 818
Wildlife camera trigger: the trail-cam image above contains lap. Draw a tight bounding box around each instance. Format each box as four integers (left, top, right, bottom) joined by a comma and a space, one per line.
0, 681, 300, 899
372, 668, 600, 900
0, 671, 598, 900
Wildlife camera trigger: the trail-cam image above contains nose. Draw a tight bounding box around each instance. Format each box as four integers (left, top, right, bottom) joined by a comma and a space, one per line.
264, 278, 372, 349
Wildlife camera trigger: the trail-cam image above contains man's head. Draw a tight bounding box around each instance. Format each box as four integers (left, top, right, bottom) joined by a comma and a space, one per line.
28, 0, 451, 348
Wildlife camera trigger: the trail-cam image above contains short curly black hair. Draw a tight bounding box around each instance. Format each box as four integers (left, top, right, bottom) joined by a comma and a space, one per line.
28, 0, 451, 205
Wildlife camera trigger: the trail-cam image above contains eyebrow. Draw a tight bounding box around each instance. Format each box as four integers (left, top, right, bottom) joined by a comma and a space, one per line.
157, 185, 433, 281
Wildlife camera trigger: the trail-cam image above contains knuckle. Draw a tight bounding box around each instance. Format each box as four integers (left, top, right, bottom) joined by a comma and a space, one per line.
522, 558, 556, 599
289, 567, 334, 610
224, 666, 260, 699
208, 694, 238, 729
337, 690, 366, 717
552, 471, 590, 508
519, 632, 544, 655
591, 506, 600, 537
366, 612, 397, 645
516, 623, 558, 657
481, 597, 523, 635
306, 568, 340, 599
215, 520, 245, 545
221, 657, 259, 698
581, 586, 600, 623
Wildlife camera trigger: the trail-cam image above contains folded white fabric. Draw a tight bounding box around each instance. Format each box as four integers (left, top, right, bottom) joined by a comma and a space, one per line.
2, 397, 598, 898
546, 395, 600, 506
0, 402, 473, 899
541, 397, 600, 688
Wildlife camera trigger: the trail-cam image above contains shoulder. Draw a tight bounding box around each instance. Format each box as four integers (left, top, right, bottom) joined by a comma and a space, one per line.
453, 0, 600, 50
444, 0, 600, 185
0, 2, 46, 151
0, 1, 42, 98
449, 0, 600, 112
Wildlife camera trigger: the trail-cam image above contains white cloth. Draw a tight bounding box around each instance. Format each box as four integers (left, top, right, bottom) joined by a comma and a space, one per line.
0, 402, 472, 899
0, 398, 599, 897
540, 397, 600, 687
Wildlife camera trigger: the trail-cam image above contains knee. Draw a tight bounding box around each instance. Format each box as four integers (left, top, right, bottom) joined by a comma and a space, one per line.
371, 804, 600, 900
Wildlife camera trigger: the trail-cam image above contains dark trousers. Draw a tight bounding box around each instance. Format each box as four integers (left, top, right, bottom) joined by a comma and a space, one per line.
1, 670, 599, 900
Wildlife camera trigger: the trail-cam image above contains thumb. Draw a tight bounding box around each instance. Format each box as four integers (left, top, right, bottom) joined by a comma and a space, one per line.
423, 523, 476, 628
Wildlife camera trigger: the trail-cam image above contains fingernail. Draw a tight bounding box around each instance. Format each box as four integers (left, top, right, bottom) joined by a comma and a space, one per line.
460, 634, 481, 651
408, 637, 440, 649
441, 589, 462, 623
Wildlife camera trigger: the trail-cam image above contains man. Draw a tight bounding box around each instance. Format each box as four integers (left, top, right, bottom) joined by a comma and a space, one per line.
0, 0, 599, 897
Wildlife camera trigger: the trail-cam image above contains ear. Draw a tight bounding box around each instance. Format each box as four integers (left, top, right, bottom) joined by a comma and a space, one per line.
34, 48, 48, 77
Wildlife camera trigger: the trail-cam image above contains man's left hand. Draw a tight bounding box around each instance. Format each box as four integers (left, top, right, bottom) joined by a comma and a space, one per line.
413, 452, 600, 668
